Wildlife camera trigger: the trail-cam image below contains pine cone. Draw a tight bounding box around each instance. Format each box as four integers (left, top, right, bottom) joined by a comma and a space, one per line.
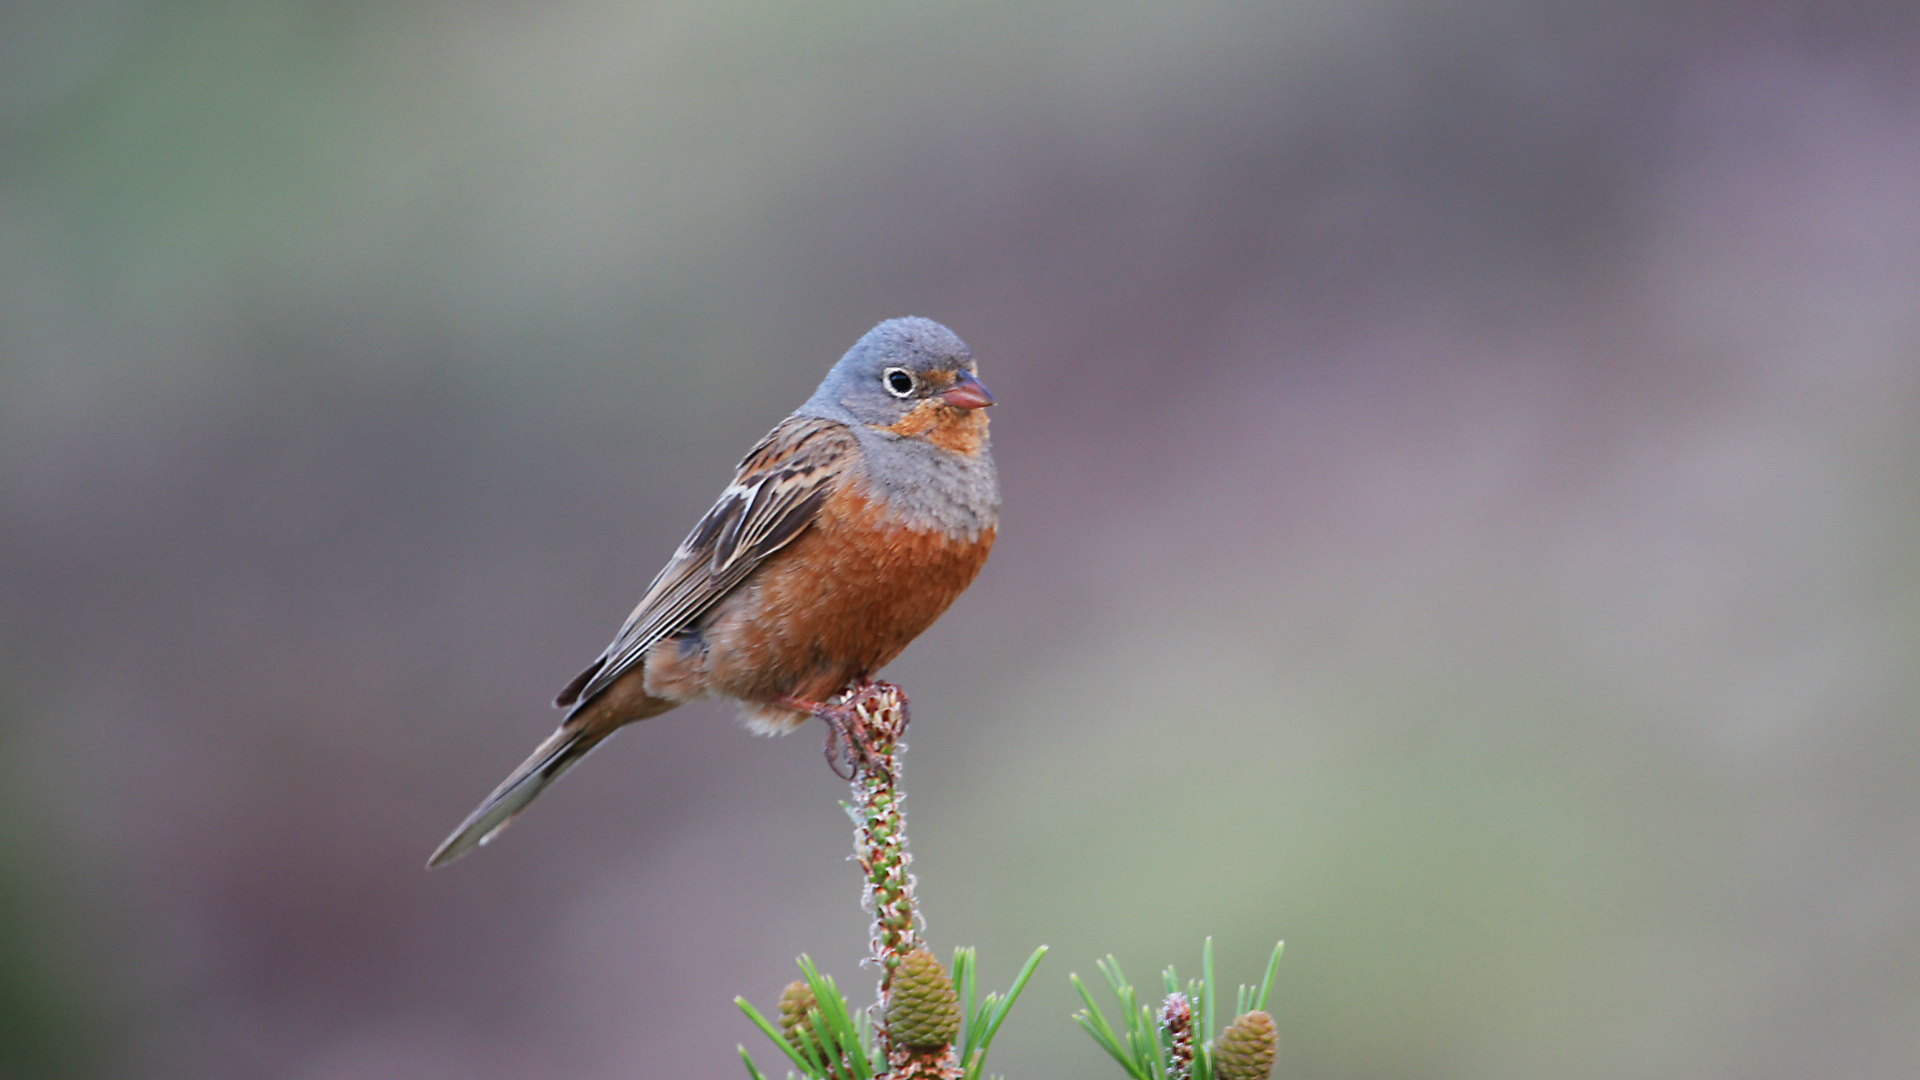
1215, 1010, 1277, 1080
883, 949, 961, 1049
778, 980, 818, 1047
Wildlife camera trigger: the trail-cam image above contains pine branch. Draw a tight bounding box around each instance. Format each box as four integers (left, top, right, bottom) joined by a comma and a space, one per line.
737, 684, 1044, 1080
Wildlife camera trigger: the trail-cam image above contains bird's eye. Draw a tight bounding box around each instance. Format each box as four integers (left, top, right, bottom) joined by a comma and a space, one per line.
883, 368, 917, 397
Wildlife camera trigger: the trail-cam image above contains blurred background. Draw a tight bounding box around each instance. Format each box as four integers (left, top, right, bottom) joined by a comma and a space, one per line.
3, 1, 1919, 1077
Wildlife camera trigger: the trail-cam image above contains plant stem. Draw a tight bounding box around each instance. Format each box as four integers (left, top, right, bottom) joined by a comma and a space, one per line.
844, 685, 960, 1079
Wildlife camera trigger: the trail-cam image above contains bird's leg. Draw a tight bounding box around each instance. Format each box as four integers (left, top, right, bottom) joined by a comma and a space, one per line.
778, 680, 909, 780
778, 691, 864, 779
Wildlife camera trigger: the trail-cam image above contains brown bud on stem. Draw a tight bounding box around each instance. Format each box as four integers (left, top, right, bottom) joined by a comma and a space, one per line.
1159, 992, 1194, 1080
1215, 1010, 1278, 1080
884, 949, 962, 1050
777, 980, 817, 1048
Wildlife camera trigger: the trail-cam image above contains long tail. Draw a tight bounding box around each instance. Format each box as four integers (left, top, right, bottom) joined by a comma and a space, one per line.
426, 720, 616, 868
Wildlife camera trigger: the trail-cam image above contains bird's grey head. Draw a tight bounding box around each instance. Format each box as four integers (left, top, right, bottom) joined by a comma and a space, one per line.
799, 317, 994, 428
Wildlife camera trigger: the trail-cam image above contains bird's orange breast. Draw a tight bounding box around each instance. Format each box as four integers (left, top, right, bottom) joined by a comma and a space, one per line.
701, 481, 994, 703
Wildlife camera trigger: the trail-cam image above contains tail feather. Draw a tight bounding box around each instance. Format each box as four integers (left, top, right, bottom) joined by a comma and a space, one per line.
426, 721, 614, 868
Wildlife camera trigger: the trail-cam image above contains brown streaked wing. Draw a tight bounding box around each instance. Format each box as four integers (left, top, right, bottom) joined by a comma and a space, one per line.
553, 415, 858, 710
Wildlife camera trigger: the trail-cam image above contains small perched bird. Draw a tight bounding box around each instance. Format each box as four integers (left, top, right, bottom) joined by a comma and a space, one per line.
428, 317, 997, 867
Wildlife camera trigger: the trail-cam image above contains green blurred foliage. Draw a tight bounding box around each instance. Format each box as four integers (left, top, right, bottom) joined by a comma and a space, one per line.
0, 694, 111, 1080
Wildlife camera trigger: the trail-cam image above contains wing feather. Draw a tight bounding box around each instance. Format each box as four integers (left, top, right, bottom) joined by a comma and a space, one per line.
553, 415, 857, 709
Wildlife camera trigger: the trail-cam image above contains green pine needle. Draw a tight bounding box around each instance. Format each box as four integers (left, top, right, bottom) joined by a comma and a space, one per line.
975, 947, 1047, 1053
735, 997, 813, 1078
1071, 972, 1152, 1080
952, 944, 1046, 1080
736, 1045, 771, 1080
737, 956, 877, 1080
1254, 941, 1284, 1014
1201, 937, 1216, 1054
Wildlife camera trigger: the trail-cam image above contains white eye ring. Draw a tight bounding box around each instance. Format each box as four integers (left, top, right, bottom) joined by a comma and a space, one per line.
883, 367, 917, 398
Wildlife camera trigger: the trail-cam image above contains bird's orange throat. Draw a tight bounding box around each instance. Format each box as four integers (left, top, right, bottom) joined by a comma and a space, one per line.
878, 400, 990, 456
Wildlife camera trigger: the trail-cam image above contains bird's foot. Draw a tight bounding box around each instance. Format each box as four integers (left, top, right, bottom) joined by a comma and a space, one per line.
779, 680, 910, 780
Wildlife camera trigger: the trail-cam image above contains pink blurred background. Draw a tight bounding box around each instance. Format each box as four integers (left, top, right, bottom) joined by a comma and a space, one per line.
3, 2, 1919, 1077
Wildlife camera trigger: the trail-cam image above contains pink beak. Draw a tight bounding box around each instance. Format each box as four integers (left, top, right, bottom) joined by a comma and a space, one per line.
939, 369, 995, 410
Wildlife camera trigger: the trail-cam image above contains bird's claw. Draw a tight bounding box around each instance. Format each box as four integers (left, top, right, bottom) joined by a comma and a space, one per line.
781, 681, 908, 781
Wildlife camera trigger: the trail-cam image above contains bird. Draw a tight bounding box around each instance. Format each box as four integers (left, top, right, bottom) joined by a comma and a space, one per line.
427, 317, 997, 867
